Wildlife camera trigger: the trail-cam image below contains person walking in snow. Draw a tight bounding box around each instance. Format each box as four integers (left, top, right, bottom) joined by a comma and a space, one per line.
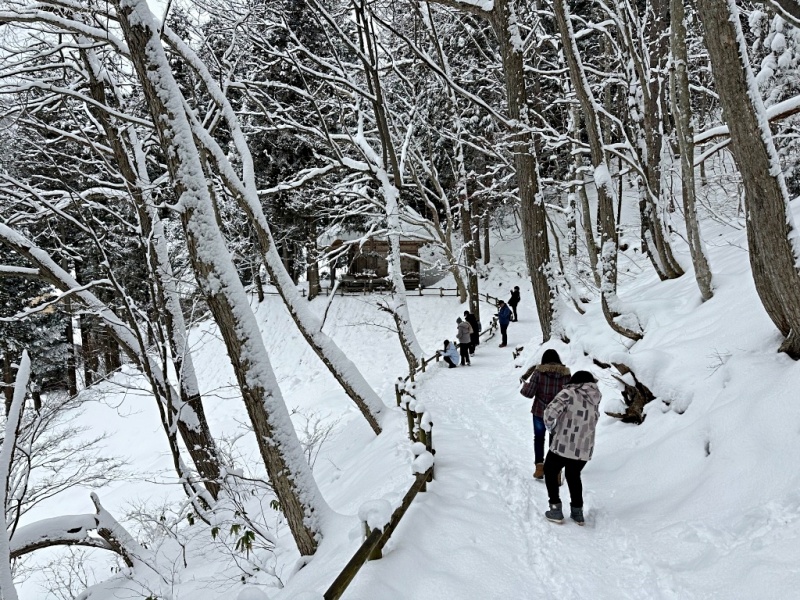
508, 286, 520, 322
495, 300, 512, 348
464, 310, 480, 354
520, 349, 571, 480
437, 339, 459, 368
542, 371, 601, 526
456, 317, 473, 366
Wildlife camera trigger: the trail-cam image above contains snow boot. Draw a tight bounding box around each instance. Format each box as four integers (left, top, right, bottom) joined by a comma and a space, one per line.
570, 505, 585, 526
533, 463, 544, 480
545, 503, 564, 524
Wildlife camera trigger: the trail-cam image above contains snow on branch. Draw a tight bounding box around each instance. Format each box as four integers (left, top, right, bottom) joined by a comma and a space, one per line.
9, 514, 112, 560
0, 266, 40, 279
694, 94, 800, 145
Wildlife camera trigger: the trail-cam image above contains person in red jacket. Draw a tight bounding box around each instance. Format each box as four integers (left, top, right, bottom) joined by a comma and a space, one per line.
519, 349, 571, 479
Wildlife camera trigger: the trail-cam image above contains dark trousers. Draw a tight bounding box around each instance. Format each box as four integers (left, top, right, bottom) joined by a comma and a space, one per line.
544, 451, 587, 508
469, 333, 479, 353
510, 303, 518, 321
459, 343, 471, 365
500, 323, 508, 345
443, 356, 457, 368
532, 415, 547, 464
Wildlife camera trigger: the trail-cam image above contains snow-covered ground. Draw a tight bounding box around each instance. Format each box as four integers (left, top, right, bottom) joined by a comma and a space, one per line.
16, 196, 800, 599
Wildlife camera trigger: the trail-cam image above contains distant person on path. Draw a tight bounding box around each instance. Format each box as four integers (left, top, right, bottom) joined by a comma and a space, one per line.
519, 349, 571, 480
542, 371, 601, 526
464, 310, 480, 354
495, 300, 512, 348
437, 340, 459, 368
509, 286, 520, 322
456, 317, 473, 366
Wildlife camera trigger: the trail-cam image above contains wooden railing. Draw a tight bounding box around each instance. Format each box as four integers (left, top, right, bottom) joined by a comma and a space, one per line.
322, 285, 507, 303
321, 307, 500, 599
255, 283, 507, 309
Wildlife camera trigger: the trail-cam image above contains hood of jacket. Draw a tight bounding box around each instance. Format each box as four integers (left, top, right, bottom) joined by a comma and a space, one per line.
535, 363, 571, 377
565, 381, 601, 406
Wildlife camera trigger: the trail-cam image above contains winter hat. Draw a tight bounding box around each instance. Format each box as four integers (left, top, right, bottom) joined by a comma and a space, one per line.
464, 310, 470, 317
456, 317, 463, 323
569, 370, 596, 385
541, 349, 562, 365
514, 286, 519, 290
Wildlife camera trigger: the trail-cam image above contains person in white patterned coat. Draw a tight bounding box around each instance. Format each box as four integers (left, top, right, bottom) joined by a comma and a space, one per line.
542, 371, 601, 525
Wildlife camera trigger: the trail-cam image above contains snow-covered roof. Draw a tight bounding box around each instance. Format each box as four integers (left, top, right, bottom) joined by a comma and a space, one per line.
318, 213, 437, 248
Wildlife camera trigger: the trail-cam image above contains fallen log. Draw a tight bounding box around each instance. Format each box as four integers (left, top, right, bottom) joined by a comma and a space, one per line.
592, 358, 655, 424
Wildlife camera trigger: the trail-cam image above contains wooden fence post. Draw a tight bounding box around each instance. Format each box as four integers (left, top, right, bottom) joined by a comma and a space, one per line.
395, 382, 402, 407
406, 408, 416, 442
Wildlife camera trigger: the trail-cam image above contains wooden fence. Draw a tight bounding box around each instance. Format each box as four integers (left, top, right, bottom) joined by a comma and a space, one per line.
322, 311, 500, 600
255, 283, 507, 316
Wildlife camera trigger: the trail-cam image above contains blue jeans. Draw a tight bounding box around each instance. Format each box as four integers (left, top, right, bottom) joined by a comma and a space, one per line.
533, 415, 547, 464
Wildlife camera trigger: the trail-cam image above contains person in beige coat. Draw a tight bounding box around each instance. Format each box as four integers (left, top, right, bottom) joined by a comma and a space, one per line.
455, 317, 473, 366
542, 371, 601, 525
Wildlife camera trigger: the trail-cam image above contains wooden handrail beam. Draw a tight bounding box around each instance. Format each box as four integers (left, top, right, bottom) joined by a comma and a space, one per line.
323, 470, 433, 600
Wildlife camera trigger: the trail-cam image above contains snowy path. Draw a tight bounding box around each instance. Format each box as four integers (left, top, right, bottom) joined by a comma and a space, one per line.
342, 311, 695, 600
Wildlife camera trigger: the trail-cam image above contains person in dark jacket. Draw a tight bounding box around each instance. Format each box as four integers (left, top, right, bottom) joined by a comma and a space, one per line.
437, 340, 459, 368
495, 300, 512, 347
519, 349, 571, 480
455, 317, 472, 366
542, 370, 601, 526
508, 286, 520, 321
464, 310, 480, 354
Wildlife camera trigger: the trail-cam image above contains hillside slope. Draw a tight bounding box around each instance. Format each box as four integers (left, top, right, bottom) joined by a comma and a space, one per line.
18, 200, 800, 600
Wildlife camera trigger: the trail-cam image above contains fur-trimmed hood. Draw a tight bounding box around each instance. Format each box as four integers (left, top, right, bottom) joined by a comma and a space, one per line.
535, 363, 570, 376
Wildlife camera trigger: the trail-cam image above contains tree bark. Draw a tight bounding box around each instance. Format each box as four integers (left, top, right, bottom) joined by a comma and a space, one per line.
164, 27, 387, 435
696, 0, 800, 358
640, 0, 684, 280
553, 0, 642, 340
80, 46, 223, 499
571, 107, 600, 287
483, 210, 491, 264
1, 346, 14, 415
0, 351, 29, 600
491, 0, 554, 340
670, 0, 713, 301
115, 0, 326, 554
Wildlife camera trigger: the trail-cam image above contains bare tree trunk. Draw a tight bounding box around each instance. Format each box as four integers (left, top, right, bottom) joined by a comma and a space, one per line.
492, 0, 554, 340
473, 196, 482, 261
0, 351, 29, 600
64, 300, 78, 398
163, 28, 387, 436
1, 346, 14, 415
80, 47, 223, 500
483, 210, 491, 264
104, 326, 122, 373
553, 0, 642, 340
306, 232, 321, 301
571, 107, 601, 287
255, 259, 265, 303
80, 315, 97, 387
696, 0, 800, 358
640, 0, 684, 280
670, 0, 713, 301
383, 182, 424, 374
115, 0, 326, 553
